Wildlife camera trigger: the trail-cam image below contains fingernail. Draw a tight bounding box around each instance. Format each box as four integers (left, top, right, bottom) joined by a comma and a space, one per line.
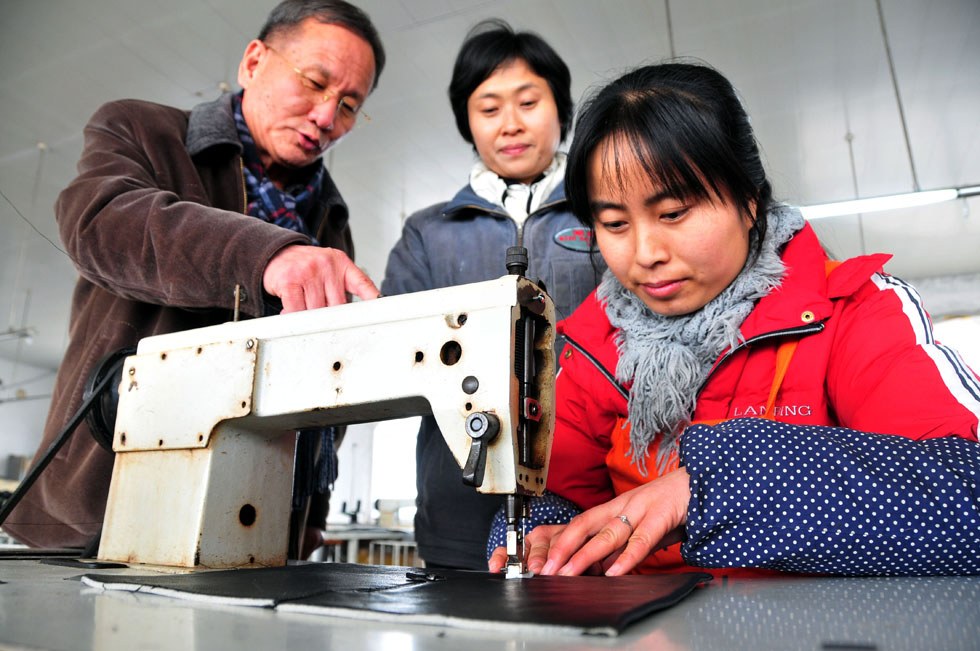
541, 560, 556, 575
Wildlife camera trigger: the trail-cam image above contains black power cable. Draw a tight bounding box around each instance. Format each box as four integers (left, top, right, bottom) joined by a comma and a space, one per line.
0, 353, 128, 528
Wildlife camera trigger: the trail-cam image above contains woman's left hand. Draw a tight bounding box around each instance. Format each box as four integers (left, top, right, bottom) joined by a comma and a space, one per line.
537, 467, 692, 576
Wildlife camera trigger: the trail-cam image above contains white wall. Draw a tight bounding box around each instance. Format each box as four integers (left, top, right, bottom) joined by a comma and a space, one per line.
0, 356, 54, 477
328, 418, 420, 526
934, 315, 980, 371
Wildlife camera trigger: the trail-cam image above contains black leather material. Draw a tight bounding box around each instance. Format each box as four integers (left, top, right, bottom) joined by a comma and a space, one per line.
84, 563, 710, 635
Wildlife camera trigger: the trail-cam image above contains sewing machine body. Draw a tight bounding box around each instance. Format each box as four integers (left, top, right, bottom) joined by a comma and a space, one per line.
97, 275, 555, 569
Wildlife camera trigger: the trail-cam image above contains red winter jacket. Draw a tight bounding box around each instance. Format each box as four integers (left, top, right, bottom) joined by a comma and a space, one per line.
548, 223, 980, 572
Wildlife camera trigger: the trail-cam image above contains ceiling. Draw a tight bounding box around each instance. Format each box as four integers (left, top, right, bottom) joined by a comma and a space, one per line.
1, 0, 979, 372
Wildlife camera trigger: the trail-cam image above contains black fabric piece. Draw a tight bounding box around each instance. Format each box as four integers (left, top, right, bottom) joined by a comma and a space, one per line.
83, 563, 711, 636
40, 558, 127, 570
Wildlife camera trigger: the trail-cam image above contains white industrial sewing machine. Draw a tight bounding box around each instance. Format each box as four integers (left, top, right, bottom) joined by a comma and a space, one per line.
96, 274, 555, 576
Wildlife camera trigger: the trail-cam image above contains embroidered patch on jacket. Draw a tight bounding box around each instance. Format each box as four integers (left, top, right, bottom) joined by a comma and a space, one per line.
554, 227, 594, 251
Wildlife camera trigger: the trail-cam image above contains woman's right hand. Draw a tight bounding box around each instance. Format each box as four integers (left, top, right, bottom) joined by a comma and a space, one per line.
487, 468, 691, 576
487, 524, 612, 575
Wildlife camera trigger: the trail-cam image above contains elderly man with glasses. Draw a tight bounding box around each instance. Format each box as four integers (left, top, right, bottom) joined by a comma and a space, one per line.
4, 0, 384, 559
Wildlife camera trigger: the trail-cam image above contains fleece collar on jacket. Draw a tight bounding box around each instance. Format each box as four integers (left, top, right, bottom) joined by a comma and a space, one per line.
184, 93, 351, 235
186, 93, 242, 156
441, 179, 567, 220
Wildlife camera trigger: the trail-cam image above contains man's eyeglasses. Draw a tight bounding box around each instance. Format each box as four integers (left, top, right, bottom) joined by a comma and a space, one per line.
265, 44, 370, 127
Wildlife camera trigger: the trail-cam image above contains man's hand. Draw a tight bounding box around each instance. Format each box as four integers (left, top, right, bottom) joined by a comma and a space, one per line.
531, 468, 690, 577
263, 245, 380, 313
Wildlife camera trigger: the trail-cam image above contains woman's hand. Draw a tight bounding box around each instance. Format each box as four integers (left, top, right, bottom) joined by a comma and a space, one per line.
533, 467, 691, 576
488, 524, 599, 574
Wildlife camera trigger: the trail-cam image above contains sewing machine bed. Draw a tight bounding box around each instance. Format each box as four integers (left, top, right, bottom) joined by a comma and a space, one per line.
81, 563, 710, 636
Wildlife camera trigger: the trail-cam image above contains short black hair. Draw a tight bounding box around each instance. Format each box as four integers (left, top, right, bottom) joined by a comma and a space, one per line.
258, 0, 385, 90
448, 19, 572, 145
565, 62, 772, 255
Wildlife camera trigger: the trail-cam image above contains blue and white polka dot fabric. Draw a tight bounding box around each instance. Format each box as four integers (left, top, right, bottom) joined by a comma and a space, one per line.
486, 492, 581, 560
681, 419, 980, 575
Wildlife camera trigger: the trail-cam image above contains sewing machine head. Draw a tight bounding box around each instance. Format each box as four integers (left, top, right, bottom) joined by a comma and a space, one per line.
97, 275, 555, 570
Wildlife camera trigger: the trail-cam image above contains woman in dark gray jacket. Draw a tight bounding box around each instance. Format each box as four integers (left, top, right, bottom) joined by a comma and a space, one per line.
381, 19, 602, 570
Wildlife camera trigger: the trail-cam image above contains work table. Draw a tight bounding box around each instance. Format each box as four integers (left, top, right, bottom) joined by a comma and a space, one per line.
1, 557, 977, 650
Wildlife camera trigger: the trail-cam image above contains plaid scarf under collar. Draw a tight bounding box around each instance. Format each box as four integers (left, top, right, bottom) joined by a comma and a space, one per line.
232, 92, 323, 244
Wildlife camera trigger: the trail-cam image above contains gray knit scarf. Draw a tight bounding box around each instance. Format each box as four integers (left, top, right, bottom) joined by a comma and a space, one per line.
597, 205, 805, 475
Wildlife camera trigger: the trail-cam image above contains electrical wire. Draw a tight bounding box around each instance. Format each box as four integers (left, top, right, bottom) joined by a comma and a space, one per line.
0, 355, 125, 529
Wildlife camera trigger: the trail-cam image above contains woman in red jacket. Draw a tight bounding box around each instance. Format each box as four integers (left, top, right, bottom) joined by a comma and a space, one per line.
488, 62, 980, 577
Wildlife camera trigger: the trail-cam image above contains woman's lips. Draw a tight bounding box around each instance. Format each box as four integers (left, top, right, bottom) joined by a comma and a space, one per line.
500, 144, 529, 156
641, 279, 684, 299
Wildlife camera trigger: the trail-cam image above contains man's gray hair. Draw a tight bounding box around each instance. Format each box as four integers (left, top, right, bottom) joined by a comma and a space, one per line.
258, 0, 385, 89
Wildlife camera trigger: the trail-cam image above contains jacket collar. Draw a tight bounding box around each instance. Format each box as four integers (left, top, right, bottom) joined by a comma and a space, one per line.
441, 180, 567, 219
186, 93, 241, 157
737, 222, 890, 340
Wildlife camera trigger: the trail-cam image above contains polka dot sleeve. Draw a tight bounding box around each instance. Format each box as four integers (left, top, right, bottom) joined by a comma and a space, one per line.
486, 492, 582, 561
679, 418, 980, 575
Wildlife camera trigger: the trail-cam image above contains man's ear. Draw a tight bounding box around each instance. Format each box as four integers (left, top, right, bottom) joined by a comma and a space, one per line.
238, 40, 265, 90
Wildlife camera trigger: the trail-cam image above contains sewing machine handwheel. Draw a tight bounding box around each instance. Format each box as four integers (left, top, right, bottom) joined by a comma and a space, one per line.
83, 346, 136, 452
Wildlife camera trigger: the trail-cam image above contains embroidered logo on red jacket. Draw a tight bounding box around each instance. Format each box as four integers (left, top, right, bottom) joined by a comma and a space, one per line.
733, 404, 814, 418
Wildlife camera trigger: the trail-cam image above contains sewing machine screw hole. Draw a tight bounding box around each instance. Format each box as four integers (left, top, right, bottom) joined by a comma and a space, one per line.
462, 376, 479, 394
198, 434, 204, 442
457, 314, 467, 326
465, 402, 472, 411
120, 433, 127, 445
333, 361, 342, 371
239, 504, 257, 527
196, 347, 202, 354
160, 352, 167, 360
415, 351, 424, 363
440, 341, 462, 366
158, 439, 163, 446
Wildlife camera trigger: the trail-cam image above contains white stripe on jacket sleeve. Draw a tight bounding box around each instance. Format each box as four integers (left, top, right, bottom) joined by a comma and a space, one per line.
872, 273, 980, 422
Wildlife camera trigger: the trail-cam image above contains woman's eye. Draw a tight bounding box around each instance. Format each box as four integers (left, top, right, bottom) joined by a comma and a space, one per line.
481, 107, 499, 116
599, 219, 627, 232
661, 208, 688, 221
521, 100, 538, 108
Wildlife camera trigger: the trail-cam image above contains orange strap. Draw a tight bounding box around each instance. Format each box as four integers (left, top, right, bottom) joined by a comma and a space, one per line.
763, 340, 798, 419
761, 259, 840, 419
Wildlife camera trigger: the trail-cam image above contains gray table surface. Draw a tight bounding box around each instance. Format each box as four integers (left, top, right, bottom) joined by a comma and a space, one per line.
1, 558, 978, 650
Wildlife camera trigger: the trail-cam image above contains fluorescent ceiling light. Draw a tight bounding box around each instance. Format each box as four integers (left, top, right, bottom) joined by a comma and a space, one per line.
800, 189, 964, 220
